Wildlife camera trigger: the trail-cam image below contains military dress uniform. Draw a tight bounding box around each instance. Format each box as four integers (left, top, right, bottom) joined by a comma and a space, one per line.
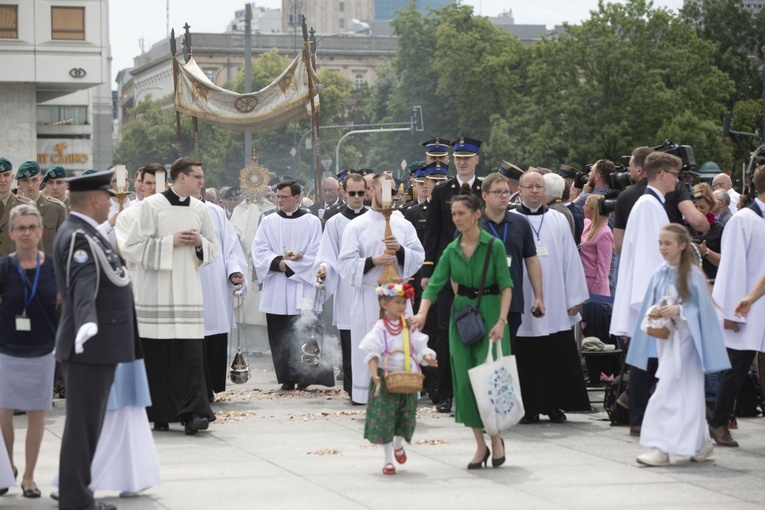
43, 165, 72, 213
15, 161, 67, 253
0, 157, 33, 257
53, 170, 138, 510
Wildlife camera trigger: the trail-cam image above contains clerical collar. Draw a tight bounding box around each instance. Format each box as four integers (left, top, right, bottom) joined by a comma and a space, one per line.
645, 185, 665, 204
277, 206, 305, 219
69, 210, 100, 230
519, 203, 546, 215
162, 187, 190, 207
457, 176, 476, 188
170, 186, 189, 201
342, 205, 367, 220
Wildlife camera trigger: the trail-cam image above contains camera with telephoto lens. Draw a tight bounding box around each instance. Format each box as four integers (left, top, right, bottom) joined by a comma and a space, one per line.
598, 195, 618, 216
654, 140, 696, 176
573, 168, 590, 189
608, 155, 633, 191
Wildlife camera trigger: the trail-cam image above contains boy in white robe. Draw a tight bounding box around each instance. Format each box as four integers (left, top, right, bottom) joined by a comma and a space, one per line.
338, 173, 424, 404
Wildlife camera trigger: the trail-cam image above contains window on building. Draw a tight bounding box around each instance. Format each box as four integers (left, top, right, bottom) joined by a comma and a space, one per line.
339, 18, 344, 29
0, 5, 18, 38
51, 6, 85, 40
37, 105, 88, 125
355, 74, 365, 88
339, 2, 344, 12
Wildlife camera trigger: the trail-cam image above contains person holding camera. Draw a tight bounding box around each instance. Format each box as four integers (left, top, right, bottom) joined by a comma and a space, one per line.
690, 183, 723, 280
575, 159, 615, 209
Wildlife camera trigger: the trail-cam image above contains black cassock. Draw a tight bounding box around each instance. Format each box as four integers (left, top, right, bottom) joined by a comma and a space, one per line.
266, 312, 334, 388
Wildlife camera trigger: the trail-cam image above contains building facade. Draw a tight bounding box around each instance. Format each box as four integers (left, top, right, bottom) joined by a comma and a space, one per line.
375, 0, 453, 20
0, 0, 111, 171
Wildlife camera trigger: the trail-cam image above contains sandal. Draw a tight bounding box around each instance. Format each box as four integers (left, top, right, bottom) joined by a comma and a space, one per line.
394, 447, 407, 464
382, 463, 396, 475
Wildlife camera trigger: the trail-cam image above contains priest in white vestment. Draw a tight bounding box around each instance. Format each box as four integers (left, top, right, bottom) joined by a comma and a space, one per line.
709, 167, 765, 447
338, 173, 424, 404
511, 171, 590, 422
251, 180, 325, 390
611, 152, 682, 434
314, 173, 368, 397
121, 158, 218, 435
199, 193, 247, 401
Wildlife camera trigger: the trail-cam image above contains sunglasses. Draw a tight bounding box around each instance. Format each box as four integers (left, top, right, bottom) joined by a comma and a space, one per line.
346, 190, 366, 197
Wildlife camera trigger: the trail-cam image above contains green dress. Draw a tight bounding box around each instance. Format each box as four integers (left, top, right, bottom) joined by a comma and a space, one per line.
422, 229, 513, 428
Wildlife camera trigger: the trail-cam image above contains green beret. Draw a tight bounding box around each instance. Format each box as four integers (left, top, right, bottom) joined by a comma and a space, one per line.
82, 169, 98, 175
15, 161, 41, 180
43, 165, 67, 183
408, 160, 425, 174
0, 157, 12, 173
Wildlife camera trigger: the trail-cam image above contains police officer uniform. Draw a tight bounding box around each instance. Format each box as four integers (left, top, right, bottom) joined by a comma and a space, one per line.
0, 157, 32, 257
15, 161, 67, 254
498, 160, 524, 207
53, 170, 138, 510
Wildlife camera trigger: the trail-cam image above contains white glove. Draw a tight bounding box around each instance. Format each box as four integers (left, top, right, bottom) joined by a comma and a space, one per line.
74, 322, 98, 354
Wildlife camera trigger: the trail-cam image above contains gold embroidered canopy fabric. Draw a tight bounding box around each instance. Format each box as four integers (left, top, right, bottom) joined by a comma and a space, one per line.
174, 51, 321, 132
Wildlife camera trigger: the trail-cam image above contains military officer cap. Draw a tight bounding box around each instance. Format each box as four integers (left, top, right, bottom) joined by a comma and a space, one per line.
451, 136, 482, 157
43, 165, 67, 183
408, 160, 425, 175
15, 161, 41, 180
421, 137, 451, 157
65, 169, 117, 195
357, 168, 374, 176
498, 161, 524, 181
222, 185, 242, 199
409, 161, 426, 182
0, 157, 12, 173
423, 161, 449, 181
558, 164, 579, 180
336, 168, 355, 181
82, 169, 98, 175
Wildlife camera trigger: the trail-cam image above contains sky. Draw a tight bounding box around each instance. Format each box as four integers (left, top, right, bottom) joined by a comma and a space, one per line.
109, 0, 686, 86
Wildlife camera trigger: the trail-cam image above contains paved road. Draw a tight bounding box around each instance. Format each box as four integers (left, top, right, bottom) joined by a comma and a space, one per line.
4, 353, 764, 509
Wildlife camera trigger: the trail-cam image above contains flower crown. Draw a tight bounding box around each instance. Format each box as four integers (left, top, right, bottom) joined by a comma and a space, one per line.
376, 283, 415, 300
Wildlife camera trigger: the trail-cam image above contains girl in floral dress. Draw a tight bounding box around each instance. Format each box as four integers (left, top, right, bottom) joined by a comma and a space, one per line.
360, 283, 437, 475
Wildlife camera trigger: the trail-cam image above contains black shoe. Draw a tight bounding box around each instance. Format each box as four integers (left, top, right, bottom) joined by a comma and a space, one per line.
280, 382, 296, 391
296, 383, 309, 391
467, 445, 490, 470
21, 484, 41, 498
184, 415, 209, 435
437, 397, 452, 414
13, 410, 25, 416
0, 488, 7, 496
547, 409, 567, 423
520, 414, 540, 424
95, 502, 117, 510
492, 438, 505, 468
153, 422, 169, 432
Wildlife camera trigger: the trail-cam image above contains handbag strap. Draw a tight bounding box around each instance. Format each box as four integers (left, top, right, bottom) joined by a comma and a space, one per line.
475, 237, 496, 310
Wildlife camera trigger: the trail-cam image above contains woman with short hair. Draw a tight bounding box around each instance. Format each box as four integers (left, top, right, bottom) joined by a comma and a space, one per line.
0, 204, 58, 498
690, 183, 723, 280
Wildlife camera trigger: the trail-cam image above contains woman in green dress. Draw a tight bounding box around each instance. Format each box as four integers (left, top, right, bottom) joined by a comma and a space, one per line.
410, 189, 512, 469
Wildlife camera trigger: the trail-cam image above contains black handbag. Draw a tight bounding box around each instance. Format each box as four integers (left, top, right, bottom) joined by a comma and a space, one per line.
454, 238, 495, 346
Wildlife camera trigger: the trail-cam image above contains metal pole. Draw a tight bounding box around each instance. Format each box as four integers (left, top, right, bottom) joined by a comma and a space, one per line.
335, 128, 411, 174
302, 17, 322, 203
244, 4, 252, 167
170, 29, 183, 158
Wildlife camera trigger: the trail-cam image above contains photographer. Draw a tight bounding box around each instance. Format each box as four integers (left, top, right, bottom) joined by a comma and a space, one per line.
575, 159, 615, 209
690, 183, 723, 280
613, 147, 709, 254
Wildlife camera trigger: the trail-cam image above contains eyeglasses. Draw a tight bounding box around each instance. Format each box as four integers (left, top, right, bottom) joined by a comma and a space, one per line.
184, 173, 205, 181
13, 225, 40, 233
711, 182, 723, 189
275, 194, 294, 200
521, 185, 545, 191
664, 170, 680, 178
487, 190, 511, 196
346, 190, 366, 197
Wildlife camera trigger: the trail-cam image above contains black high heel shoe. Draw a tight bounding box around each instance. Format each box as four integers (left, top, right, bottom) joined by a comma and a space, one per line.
467, 445, 490, 470
492, 438, 506, 468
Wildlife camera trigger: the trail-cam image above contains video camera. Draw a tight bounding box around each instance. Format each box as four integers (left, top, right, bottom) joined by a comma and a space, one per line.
653, 139, 697, 177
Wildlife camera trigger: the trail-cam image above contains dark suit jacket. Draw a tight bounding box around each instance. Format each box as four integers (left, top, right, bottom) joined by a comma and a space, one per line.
565, 202, 585, 246
53, 214, 138, 364
422, 176, 483, 277
716, 207, 732, 226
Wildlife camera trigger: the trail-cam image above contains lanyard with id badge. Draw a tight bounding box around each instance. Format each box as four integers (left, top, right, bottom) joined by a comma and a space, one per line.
523, 210, 548, 256
488, 221, 513, 268
16, 252, 41, 332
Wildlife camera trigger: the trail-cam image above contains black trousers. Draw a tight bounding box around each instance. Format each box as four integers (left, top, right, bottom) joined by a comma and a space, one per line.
339, 329, 352, 395
507, 311, 522, 349
58, 361, 115, 510
143, 338, 213, 423
435, 288, 454, 399
628, 358, 659, 427
203, 333, 228, 399
709, 348, 757, 428
266, 313, 297, 384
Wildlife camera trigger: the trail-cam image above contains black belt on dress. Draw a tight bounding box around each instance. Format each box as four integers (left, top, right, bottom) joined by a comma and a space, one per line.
456, 283, 500, 299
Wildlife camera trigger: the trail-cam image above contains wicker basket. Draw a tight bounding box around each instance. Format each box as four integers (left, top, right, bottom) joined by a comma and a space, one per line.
383, 350, 424, 395
645, 297, 673, 340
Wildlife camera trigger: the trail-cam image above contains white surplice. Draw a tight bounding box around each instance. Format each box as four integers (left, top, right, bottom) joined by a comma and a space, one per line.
251, 210, 322, 315
712, 203, 765, 351
314, 207, 366, 329
231, 199, 276, 326
610, 191, 669, 337
338, 209, 424, 404
200, 202, 248, 336
511, 208, 589, 337
121, 190, 218, 339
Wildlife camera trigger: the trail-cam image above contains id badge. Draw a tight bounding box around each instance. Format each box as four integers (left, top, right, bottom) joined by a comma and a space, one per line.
537, 245, 549, 256
16, 315, 31, 331
506, 255, 512, 268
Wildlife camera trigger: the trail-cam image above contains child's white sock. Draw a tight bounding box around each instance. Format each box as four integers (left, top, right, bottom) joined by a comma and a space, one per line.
393, 436, 403, 450
383, 442, 394, 464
